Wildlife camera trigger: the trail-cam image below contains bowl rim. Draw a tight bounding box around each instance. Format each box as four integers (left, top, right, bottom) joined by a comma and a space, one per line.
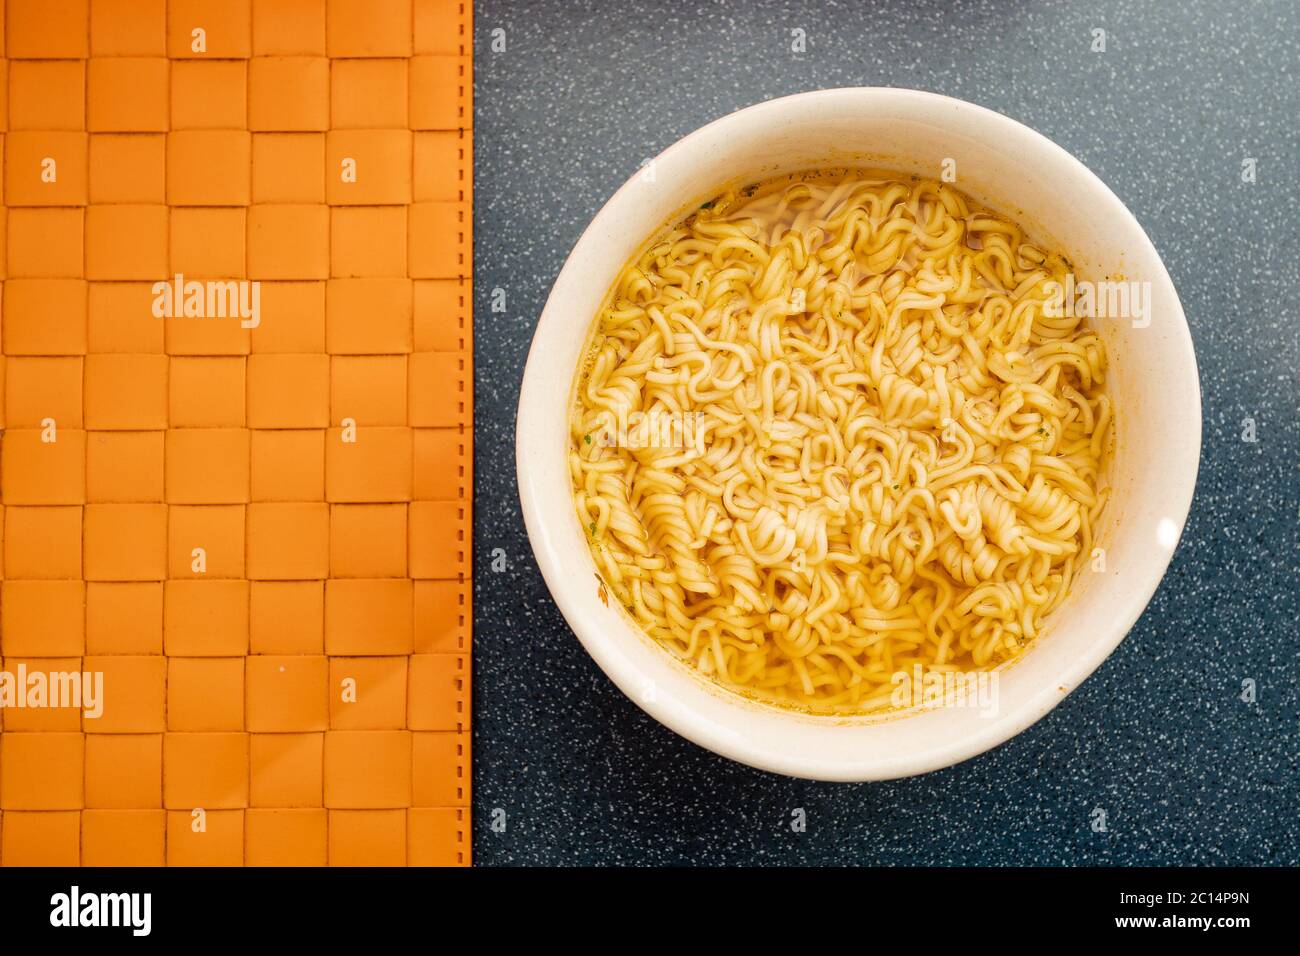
515, 86, 1202, 781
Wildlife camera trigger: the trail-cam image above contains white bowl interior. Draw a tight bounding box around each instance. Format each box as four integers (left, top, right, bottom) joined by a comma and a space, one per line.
517, 89, 1200, 780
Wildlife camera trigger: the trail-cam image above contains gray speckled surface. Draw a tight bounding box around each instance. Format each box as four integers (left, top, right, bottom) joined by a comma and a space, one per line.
472, 0, 1299, 865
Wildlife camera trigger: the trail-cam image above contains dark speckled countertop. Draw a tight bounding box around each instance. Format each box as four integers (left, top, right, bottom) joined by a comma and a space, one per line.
471, 0, 1299, 865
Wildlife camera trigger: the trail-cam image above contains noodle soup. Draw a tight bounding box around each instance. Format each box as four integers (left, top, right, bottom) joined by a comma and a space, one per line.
569, 171, 1111, 715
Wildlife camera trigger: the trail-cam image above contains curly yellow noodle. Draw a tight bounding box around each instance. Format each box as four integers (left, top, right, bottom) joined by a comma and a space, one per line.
569, 171, 1112, 713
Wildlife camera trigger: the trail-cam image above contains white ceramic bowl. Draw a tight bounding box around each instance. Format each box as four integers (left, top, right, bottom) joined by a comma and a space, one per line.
516, 88, 1201, 781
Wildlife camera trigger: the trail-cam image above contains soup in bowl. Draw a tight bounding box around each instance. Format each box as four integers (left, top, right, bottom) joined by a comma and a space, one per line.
517, 88, 1199, 780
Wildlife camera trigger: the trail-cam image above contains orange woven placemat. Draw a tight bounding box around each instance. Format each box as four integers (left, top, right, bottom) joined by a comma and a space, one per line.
0, 0, 472, 866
